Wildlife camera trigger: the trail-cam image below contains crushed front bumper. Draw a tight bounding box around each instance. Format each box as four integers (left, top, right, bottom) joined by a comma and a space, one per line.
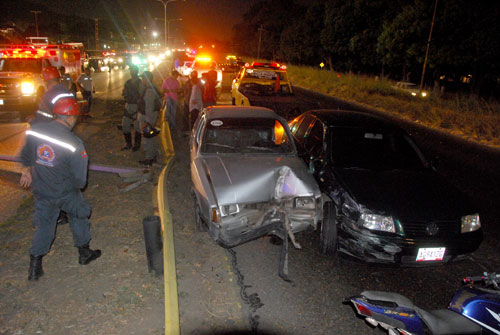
338, 217, 483, 265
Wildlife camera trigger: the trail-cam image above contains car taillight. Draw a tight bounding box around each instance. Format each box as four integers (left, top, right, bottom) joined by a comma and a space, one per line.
353, 302, 372, 316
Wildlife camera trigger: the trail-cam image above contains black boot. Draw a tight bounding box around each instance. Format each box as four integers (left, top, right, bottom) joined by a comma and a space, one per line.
78, 245, 102, 265
121, 133, 132, 150
28, 255, 44, 281
132, 132, 142, 152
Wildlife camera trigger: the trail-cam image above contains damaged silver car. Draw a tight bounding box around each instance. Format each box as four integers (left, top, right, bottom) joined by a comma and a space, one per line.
190, 106, 322, 263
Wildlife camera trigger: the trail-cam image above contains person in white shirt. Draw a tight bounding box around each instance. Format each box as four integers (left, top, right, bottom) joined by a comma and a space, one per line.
77, 67, 94, 116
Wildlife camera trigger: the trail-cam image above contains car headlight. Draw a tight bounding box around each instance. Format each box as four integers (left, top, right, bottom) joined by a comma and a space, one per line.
421, 92, 427, 97
21, 82, 35, 95
359, 214, 396, 233
132, 56, 139, 65
294, 197, 316, 209
461, 214, 480, 233
411, 92, 417, 96
219, 204, 240, 217
118, 57, 123, 63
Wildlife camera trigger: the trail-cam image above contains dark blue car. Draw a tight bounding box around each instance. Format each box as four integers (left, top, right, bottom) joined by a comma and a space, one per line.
289, 110, 482, 265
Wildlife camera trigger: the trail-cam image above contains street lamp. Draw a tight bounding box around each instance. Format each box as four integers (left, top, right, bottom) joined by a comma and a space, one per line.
155, 0, 185, 49
167, 18, 183, 47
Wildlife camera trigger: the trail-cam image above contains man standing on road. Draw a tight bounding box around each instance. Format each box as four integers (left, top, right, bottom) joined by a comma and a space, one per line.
33, 66, 74, 124
161, 70, 180, 131
77, 67, 94, 117
121, 65, 143, 151
138, 71, 161, 166
189, 72, 203, 130
19, 96, 101, 281
58, 66, 75, 96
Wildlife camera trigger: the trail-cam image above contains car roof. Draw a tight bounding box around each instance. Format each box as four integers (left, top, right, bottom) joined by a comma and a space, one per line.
306, 110, 398, 130
203, 106, 283, 120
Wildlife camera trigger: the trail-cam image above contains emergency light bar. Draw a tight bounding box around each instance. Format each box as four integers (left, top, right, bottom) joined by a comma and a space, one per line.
195, 56, 212, 62
248, 62, 287, 70
0, 48, 47, 58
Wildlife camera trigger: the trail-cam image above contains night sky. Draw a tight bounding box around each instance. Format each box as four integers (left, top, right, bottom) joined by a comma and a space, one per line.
30, 0, 260, 43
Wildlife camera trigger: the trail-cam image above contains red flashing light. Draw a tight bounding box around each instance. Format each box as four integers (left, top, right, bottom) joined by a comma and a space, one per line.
0, 48, 46, 59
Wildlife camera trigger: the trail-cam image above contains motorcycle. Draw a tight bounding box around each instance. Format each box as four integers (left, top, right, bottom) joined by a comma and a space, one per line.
345, 272, 500, 335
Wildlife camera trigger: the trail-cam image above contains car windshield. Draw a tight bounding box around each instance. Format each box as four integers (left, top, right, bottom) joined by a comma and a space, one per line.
330, 127, 425, 171
0, 59, 43, 73
201, 117, 293, 154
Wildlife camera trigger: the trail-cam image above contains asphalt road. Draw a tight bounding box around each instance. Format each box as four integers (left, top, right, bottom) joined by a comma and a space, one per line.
1, 63, 499, 334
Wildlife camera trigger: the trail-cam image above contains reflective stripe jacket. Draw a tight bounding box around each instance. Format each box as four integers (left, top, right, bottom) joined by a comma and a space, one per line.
20, 121, 88, 199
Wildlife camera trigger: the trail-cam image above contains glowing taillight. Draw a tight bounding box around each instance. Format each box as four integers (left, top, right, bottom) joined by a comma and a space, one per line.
354, 302, 372, 316
211, 208, 220, 223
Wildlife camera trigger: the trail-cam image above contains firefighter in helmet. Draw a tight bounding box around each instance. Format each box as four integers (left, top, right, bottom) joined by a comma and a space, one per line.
19, 96, 101, 281
33, 66, 75, 124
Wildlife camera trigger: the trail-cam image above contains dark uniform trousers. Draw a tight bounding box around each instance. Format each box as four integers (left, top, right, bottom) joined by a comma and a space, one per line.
31, 191, 91, 256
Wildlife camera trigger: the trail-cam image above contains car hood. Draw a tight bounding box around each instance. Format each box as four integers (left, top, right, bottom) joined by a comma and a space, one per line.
202, 155, 319, 205
335, 168, 475, 221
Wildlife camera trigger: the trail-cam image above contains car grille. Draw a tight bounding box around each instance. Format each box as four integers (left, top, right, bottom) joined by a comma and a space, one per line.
402, 220, 460, 238
0, 79, 21, 97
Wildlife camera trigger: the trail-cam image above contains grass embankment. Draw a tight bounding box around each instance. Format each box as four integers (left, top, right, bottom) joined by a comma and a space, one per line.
287, 65, 500, 147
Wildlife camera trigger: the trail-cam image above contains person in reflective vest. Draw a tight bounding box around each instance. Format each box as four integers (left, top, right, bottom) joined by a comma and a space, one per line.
33, 66, 75, 124
19, 96, 101, 281
77, 67, 94, 116
58, 66, 76, 96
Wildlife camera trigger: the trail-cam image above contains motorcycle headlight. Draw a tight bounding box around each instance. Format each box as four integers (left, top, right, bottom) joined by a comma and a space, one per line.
294, 196, 315, 209
21, 82, 35, 95
359, 214, 395, 233
219, 204, 240, 217
461, 214, 481, 233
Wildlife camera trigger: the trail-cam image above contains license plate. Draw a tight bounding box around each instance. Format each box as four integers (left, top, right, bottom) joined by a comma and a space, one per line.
416, 247, 446, 261
0, 99, 4, 105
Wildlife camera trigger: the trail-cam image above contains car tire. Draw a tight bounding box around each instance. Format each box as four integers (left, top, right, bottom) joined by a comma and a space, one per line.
320, 202, 338, 255
231, 97, 235, 105
193, 196, 207, 232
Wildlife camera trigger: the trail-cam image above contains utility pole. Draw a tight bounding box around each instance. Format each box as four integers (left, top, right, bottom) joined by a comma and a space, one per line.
155, 0, 185, 49
31, 10, 41, 37
257, 24, 264, 59
420, 0, 438, 92
94, 18, 99, 50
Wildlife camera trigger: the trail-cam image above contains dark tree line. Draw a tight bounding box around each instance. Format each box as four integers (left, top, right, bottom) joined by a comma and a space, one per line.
231, 0, 500, 97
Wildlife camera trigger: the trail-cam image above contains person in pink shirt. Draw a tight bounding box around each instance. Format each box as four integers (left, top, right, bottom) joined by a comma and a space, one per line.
161, 70, 180, 130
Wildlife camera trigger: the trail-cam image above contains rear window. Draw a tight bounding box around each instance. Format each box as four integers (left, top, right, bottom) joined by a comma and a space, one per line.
244, 69, 286, 81
330, 127, 425, 171
201, 117, 293, 155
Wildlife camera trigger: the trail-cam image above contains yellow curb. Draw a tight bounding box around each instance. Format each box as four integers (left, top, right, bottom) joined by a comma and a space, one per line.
156, 106, 179, 335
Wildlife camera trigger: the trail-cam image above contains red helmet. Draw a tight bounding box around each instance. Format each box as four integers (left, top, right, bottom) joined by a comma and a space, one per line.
42, 66, 61, 81
53, 97, 80, 116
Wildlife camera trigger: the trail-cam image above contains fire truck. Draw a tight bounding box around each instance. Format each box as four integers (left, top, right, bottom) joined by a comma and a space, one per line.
0, 44, 82, 121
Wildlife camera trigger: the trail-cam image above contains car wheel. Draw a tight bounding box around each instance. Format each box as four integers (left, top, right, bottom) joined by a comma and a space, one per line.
231, 97, 235, 105
193, 196, 207, 232
320, 202, 338, 255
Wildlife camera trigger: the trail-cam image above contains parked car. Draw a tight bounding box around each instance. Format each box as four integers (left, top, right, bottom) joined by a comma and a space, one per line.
289, 110, 482, 265
391, 81, 428, 97
190, 106, 322, 248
